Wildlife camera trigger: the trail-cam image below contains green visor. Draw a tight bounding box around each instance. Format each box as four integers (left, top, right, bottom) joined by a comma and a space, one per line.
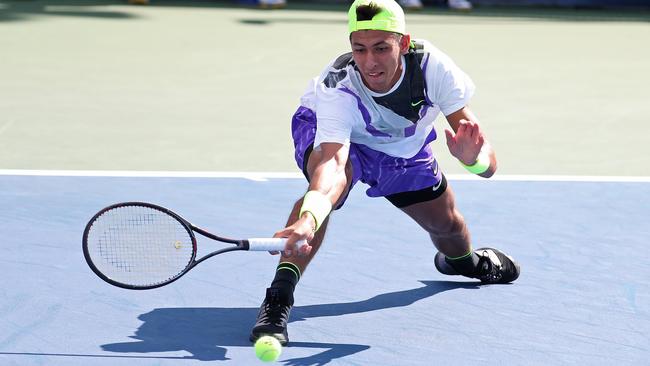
348, 0, 406, 35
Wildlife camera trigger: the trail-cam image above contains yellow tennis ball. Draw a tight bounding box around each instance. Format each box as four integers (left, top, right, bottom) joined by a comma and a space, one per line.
254, 335, 282, 362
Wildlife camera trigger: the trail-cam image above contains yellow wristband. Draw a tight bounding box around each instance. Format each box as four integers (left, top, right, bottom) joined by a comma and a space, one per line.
461, 151, 490, 175
299, 191, 332, 232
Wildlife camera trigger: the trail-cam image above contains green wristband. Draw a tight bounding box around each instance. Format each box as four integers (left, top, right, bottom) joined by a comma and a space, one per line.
461, 151, 490, 175
299, 191, 332, 232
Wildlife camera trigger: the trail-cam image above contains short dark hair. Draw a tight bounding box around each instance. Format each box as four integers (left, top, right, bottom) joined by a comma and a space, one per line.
356, 2, 382, 22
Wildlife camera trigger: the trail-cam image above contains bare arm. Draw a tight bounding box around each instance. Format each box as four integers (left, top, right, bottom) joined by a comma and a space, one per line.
307, 142, 351, 204
444, 106, 497, 178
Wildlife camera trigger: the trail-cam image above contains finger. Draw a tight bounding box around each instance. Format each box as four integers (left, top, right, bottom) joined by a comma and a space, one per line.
454, 126, 462, 140
467, 120, 475, 133
445, 128, 455, 139
445, 129, 455, 148
462, 124, 474, 140
284, 239, 296, 257
469, 123, 479, 142
298, 244, 312, 256
295, 236, 310, 256
473, 121, 482, 134
477, 134, 485, 148
284, 231, 309, 257
273, 229, 292, 239
457, 123, 468, 137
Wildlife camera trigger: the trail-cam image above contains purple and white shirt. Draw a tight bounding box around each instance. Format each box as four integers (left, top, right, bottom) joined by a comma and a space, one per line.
298, 39, 475, 159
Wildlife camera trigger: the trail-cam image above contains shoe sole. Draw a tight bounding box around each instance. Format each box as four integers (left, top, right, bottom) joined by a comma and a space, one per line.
508, 254, 521, 283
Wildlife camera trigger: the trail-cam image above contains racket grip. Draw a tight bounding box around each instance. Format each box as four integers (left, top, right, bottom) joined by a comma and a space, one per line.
247, 238, 308, 252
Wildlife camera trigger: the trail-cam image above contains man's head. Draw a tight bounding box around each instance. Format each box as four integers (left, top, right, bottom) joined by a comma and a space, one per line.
348, 0, 405, 35
348, 0, 410, 93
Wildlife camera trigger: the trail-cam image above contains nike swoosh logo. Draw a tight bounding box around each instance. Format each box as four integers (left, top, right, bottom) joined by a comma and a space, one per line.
432, 178, 443, 191
411, 100, 425, 107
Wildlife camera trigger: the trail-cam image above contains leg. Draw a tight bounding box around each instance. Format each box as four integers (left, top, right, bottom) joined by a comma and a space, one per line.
381, 160, 520, 284
397, 183, 520, 284
392, 180, 482, 277
398, 184, 471, 258
250, 143, 355, 345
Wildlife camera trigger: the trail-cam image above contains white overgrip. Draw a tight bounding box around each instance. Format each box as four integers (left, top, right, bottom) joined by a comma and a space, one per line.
247, 238, 308, 252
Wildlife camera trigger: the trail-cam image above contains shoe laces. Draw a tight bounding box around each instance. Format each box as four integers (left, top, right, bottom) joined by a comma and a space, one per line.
477, 250, 503, 283
259, 294, 291, 326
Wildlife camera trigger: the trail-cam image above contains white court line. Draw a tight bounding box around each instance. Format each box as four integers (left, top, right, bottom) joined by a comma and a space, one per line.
0, 169, 649, 183
0, 170, 302, 182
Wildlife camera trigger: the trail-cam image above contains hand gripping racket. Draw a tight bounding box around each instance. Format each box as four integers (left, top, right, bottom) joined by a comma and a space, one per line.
82, 202, 306, 290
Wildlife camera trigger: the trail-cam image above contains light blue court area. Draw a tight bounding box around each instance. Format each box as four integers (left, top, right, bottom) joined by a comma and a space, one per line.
0, 174, 648, 365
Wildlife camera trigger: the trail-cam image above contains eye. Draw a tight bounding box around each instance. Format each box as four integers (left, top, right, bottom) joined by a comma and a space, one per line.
353, 48, 365, 54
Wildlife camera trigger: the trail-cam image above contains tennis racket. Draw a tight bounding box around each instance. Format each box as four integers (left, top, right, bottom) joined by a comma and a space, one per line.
82, 201, 306, 290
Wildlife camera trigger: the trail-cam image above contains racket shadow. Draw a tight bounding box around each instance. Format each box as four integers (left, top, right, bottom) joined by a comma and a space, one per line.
101, 280, 477, 364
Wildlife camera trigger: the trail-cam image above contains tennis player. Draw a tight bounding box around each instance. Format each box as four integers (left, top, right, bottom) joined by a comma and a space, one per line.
251, 0, 520, 345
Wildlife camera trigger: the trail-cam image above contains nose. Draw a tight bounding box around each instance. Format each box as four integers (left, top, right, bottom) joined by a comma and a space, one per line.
364, 52, 378, 70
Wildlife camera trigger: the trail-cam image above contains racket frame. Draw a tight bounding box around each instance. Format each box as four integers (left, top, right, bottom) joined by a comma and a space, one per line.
82, 201, 255, 290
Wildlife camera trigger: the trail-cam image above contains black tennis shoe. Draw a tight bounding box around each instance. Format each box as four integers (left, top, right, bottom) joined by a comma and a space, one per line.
434, 247, 521, 284
250, 287, 293, 345
473, 247, 520, 284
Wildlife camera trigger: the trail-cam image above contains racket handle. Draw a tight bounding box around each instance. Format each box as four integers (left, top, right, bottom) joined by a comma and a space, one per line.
247, 238, 308, 252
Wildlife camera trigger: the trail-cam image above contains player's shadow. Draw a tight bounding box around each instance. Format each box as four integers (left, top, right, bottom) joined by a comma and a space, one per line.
102, 280, 478, 365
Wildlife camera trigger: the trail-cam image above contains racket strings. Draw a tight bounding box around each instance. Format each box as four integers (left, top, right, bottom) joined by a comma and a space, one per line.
86, 205, 194, 287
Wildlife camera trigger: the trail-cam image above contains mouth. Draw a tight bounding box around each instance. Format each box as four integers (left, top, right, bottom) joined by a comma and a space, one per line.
367, 71, 383, 80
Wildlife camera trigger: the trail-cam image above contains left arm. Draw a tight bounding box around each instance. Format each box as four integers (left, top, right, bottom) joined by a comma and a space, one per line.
444, 106, 497, 178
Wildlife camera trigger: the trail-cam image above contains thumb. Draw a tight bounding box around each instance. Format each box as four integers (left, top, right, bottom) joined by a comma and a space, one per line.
445, 129, 455, 149
273, 230, 290, 240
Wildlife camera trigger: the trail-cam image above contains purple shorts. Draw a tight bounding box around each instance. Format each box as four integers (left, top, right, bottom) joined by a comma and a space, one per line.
291, 106, 444, 207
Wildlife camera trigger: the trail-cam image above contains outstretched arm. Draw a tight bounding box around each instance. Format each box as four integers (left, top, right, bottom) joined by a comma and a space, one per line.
275, 142, 350, 256
444, 106, 497, 178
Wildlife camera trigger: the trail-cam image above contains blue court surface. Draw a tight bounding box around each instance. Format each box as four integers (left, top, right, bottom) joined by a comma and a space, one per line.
0, 174, 648, 365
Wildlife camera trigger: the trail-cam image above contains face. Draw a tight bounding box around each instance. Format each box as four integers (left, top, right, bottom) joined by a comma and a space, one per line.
350, 30, 410, 93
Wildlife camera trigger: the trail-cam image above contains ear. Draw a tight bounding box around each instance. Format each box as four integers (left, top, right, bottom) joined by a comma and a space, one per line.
400, 33, 411, 55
